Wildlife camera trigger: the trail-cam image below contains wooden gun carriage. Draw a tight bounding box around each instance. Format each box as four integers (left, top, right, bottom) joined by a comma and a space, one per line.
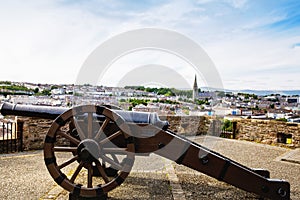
0, 102, 290, 199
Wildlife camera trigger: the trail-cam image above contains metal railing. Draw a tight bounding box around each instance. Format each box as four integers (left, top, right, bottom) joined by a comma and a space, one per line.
220, 121, 237, 139
0, 119, 23, 153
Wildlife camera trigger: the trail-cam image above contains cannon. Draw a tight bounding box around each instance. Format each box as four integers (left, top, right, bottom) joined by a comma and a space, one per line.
0, 102, 290, 199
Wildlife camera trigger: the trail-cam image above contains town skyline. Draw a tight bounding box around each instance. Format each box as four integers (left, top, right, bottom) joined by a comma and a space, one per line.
1, 79, 300, 96
1, 80, 300, 124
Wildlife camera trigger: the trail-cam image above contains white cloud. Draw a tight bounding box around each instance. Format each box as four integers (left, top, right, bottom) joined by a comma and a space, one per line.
0, 1, 125, 84
0, 0, 299, 90
224, 0, 248, 9
204, 32, 300, 89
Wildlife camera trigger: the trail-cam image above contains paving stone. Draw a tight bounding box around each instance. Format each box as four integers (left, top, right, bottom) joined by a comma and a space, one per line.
1, 137, 299, 199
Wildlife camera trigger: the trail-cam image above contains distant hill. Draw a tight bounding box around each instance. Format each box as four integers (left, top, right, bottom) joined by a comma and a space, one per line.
237, 90, 300, 96
200, 87, 300, 96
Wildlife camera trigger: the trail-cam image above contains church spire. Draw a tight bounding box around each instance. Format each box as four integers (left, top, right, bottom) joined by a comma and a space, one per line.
193, 75, 198, 101
193, 75, 198, 89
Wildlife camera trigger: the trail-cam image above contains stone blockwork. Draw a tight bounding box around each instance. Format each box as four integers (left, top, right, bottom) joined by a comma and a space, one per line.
160, 115, 212, 136
17, 117, 53, 150
15, 115, 300, 150
234, 119, 300, 148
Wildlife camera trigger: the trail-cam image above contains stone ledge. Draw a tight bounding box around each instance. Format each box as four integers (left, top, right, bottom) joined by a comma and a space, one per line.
278, 149, 300, 164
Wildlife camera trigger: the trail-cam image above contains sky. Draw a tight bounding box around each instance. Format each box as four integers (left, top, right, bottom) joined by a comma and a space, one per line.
0, 0, 299, 90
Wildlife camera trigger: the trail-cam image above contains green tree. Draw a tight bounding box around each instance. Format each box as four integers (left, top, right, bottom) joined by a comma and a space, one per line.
42, 89, 51, 96
51, 85, 58, 90
34, 87, 39, 94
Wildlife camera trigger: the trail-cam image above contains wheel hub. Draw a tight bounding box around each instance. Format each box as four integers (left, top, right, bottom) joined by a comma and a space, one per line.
77, 139, 100, 162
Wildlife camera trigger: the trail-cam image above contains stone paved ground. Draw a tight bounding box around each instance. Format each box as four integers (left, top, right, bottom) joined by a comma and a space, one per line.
0, 151, 53, 200
279, 149, 300, 165
0, 136, 299, 200
188, 136, 300, 199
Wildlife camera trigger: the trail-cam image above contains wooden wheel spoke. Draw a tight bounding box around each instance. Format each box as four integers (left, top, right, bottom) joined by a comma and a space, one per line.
87, 112, 93, 139
70, 161, 84, 183
102, 155, 123, 170
69, 118, 76, 129
94, 118, 110, 140
103, 148, 127, 154
99, 130, 122, 145
74, 119, 87, 140
111, 154, 119, 163
58, 155, 79, 170
96, 162, 110, 183
53, 146, 77, 153
57, 131, 80, 145
87, 165, 93, 188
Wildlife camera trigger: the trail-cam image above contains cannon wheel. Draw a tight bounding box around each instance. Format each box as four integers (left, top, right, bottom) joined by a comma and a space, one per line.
44, 105, 135, 197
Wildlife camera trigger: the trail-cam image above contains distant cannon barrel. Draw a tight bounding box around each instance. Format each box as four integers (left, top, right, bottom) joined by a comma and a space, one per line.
0, 102, 67, 119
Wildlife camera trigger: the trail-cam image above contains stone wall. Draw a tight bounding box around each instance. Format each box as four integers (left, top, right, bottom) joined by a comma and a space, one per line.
160, 115, 212, 136
15, 115, 300, 150
17, 117, 53, 150
15, 115, 218, 150
234, 119, 300, 148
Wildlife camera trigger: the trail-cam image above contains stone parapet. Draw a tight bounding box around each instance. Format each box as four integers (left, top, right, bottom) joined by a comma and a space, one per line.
234, 119, 300, 148
160, 115, 212, 136
14, 115, 300, 150
17, 117, 52, 150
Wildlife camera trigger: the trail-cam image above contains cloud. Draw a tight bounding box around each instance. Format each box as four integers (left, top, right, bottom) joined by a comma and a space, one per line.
0, 0, 126, 84
293, 43, 300, 49
224, 0, 248, 9
0, 0, 299, 90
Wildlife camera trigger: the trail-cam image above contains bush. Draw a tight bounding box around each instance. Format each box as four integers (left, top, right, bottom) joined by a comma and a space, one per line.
276, 118, 287, 122
222, 119, 232, 132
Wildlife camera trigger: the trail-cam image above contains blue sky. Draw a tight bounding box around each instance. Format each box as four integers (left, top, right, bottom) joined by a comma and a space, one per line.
0, 0, 299, 90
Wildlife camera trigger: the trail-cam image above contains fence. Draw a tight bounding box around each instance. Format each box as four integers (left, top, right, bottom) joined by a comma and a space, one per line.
220, 121, 237, 139
0, 119, 23, 153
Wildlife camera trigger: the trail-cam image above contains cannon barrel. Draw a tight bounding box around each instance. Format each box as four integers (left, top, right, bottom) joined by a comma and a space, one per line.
0, 102, 68, 119
0, 102, 169, 129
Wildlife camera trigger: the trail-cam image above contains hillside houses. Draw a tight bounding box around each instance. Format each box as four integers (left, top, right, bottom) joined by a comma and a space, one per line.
0, 81, 300, 122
